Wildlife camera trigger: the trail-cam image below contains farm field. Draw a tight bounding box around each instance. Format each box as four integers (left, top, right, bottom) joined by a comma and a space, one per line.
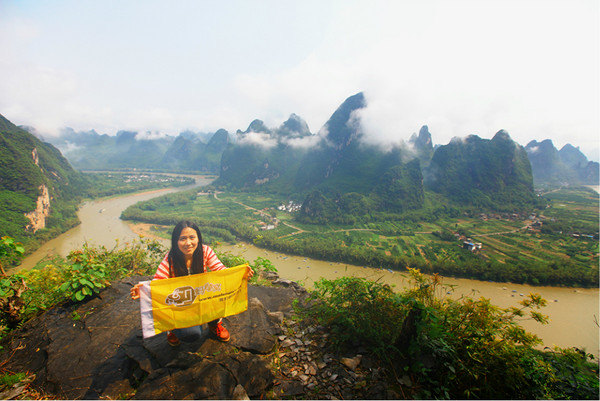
123, 187, 599, 286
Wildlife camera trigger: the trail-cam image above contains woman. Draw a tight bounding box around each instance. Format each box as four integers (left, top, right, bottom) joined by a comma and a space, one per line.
131, 220, 253, 346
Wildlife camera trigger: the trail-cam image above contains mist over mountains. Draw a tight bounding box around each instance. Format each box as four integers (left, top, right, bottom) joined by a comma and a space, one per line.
2, 91, 598, 244
38, 127, 229, 172
22, 92, 599, 192
217, 92, 544, 217
525, 140, 599, 186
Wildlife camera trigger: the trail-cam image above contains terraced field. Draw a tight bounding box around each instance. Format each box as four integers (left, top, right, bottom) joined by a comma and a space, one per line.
123, 187, 599, 286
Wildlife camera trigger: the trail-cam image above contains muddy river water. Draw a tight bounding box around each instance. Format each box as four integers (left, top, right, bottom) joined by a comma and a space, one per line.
17, 177, 599, 356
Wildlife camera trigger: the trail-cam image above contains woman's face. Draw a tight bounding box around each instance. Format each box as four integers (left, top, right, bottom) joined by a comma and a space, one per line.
178, 227, 199, 258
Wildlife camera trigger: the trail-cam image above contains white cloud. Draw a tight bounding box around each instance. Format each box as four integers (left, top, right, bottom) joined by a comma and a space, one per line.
58, 141, 82, 154
281, 134, 321, 149
0, 0, 597, 160
136, 130, 172, 141
238, 132, 278, 149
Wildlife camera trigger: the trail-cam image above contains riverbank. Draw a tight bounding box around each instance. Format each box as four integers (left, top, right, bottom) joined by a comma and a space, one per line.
17, 180, 598, 356
15, 174, 212, 272
127, 221, 599, 357
121, 187, 599, 288
2, 266, 596, 400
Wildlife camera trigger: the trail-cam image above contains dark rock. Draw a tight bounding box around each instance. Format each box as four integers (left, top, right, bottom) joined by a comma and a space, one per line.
258, 270, 279, 281
0, 277, 303, 399
267, 311, 284, 324
273, 379, 305, 397
226, 297, 281, 353
271, 278, 292, 287
1, 278, 145, 399
270, 278, 307, 294
133, 359, 237, 399
249, 283, 306, 315
220, 353, 274, 397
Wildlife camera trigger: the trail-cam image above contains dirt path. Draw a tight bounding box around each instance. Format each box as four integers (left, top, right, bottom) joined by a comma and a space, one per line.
472, 225, 529, 237
210, 192, 310, 238
330, 228, 374, 233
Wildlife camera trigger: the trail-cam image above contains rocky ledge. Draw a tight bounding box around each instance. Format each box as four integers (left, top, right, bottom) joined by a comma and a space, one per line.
0, 272, 398, 400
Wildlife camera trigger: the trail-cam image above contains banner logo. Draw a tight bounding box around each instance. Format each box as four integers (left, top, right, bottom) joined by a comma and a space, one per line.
165, 282, 222, 307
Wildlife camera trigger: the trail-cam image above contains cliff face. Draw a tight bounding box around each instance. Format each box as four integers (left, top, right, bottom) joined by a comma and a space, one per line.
23, 147, 51, 232
0, 114, 87, 241
24, 184, 51, 232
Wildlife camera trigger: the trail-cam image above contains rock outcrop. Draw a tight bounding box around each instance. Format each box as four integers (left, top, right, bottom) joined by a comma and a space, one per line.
0, 275, 307, 399
24, 184, 51, 232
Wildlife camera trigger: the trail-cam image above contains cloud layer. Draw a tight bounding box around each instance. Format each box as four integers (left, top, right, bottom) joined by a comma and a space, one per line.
0, 0, 597, 160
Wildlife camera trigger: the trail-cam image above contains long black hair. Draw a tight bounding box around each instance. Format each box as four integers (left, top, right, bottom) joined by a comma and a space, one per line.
168, 220, 204, 277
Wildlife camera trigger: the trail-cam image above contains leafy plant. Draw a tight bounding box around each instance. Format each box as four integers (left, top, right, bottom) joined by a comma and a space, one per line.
251, 256, 277, 273
214, 251, 278, 285
0, 372, 26, 389
57, 250, 111, 302
0, 239, 167, 332
214, 250, 248, 268
0, 236, 24, 275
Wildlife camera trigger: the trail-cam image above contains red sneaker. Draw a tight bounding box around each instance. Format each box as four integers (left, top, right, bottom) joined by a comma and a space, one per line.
209, 321, 230, 342
166, 330, 180, 346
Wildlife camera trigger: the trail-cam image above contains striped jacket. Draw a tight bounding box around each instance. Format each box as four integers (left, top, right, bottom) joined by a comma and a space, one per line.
152, 244, 226, 280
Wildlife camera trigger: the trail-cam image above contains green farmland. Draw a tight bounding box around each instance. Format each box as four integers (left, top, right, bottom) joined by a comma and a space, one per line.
122, 187, 599, 287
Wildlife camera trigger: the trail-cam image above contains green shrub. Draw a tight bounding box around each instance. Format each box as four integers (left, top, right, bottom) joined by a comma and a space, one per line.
214, 251, 278, 285
0, 239, 167, 330
300, 276, 409, 363
250, 256, 277, 273
300, 268, 599, 399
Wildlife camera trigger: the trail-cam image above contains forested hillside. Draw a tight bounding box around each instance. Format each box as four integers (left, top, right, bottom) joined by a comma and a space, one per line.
217, 93, 541, 220
0, 114, 88, 248
217, 93, 426, 222
425, 130, 536, 210
218, 114, 314, 191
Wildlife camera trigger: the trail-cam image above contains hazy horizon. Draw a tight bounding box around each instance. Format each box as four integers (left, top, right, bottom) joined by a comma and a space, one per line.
1, 0, 598, 161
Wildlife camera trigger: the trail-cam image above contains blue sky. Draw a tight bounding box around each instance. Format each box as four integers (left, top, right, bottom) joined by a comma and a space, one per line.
1, 0, 598, 160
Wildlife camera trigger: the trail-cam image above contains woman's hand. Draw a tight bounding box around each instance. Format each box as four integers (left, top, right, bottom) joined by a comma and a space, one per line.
130, 283, 143, 300
244, 265, 254, 280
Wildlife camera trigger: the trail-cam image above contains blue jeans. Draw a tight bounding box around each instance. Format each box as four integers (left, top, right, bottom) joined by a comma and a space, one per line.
171, 325, 204, 340
170, 319, 220, 340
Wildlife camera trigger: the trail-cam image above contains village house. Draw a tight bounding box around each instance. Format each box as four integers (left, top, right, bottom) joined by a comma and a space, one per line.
278, 201, 302, 212
462, 241, 482, 252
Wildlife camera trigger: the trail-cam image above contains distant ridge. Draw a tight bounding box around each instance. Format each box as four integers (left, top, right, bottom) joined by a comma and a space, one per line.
31, 91, 597, 187
46, 128, 230, 172
526, 140, 599, 185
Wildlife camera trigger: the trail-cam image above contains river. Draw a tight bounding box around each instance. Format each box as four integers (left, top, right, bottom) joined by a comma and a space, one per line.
18, 176, 600, 356
16, 175, 213, 271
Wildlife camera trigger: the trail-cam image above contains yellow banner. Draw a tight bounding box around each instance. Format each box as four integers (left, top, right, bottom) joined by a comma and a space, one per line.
139, 264, 248, 338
